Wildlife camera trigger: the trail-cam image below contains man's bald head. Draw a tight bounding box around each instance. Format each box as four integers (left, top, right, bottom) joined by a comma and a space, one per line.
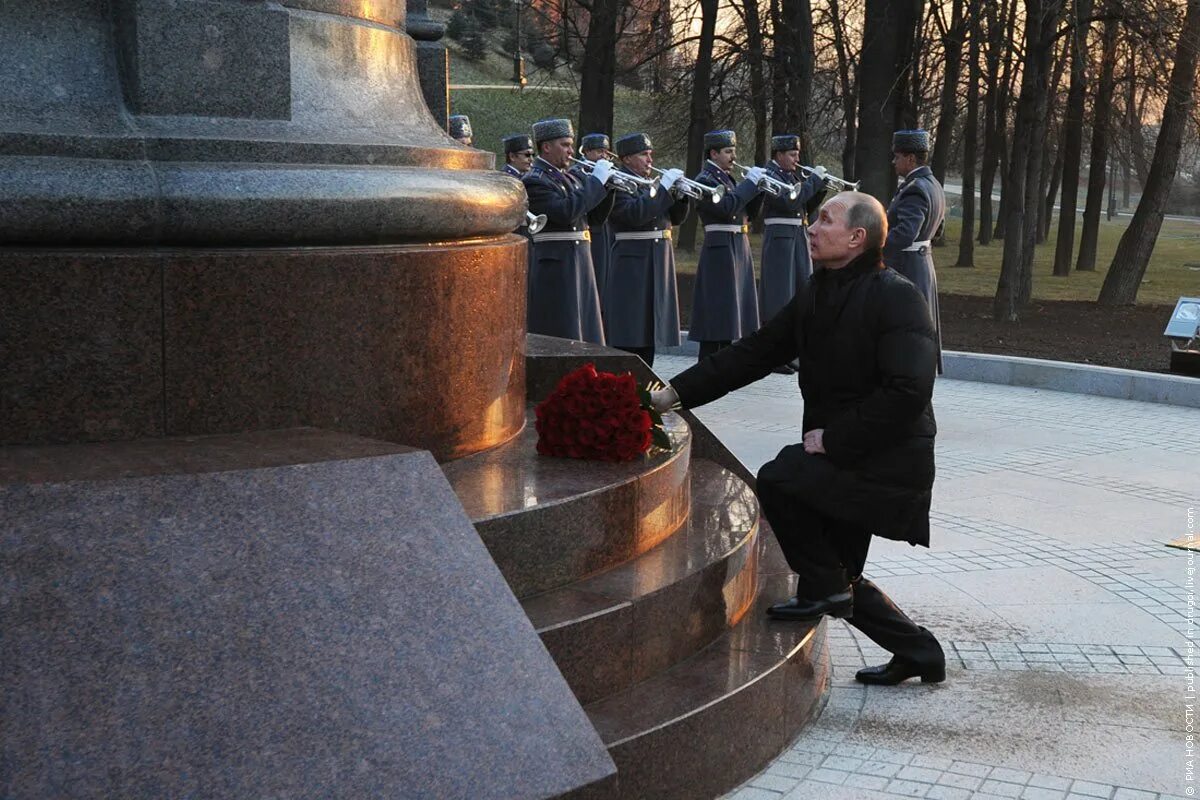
808, 191, 888, 269
833, 191, 888, 250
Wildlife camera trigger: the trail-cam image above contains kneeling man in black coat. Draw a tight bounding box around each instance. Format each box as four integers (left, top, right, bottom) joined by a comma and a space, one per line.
651, 191, 946, 686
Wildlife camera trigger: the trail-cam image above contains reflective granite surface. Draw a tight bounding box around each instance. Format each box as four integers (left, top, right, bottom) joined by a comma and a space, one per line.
523, 460, 761, 703
443, 409, 692, 596
2, 237, 527, 459
1, 431, 616, 799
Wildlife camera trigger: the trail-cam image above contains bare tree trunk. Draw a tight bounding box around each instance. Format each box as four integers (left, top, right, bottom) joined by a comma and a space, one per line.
978, 0, 1004, 244
793, 0, 816, 162
956, 0, 982, 267
1041, 141, 1060, 241
931, 0, 966, 182
1036, 38, 1069, 243
1076, 13, 1119, 271
677, 0, 718, 253
743, 0, 769, 168
1099, 0, 1200, 303
992, 0, 1019, 241
1052, 0, 1093, 276
994, 0, 1062, 320
828, 0, 858, 177
770, 0, 815, 159
931, 0, 966, 247
578, 0, 621, 138
854, 0, 923, 203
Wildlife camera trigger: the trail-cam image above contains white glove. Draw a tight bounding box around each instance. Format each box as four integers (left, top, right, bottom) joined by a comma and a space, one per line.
590, 158, 615, 186
660, 168, 684, 191
811, 165, 829, 182
744, 166, 768, 185
649, 386, 679, 413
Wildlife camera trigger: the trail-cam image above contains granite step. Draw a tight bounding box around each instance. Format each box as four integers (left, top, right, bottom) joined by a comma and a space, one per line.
579, 554, 830, 800
442, 407, 691, 597
522, 458, 760, 705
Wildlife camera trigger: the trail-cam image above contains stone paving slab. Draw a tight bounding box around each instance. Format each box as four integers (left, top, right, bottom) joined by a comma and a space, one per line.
649, 357, 1197, 800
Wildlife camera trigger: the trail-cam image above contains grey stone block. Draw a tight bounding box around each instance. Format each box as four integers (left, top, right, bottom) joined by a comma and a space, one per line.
1, 435, 615, 798
116, 0, 292, 119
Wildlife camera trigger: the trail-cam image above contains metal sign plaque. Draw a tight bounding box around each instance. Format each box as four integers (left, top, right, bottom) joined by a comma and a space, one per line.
1164, 296, 1200, 339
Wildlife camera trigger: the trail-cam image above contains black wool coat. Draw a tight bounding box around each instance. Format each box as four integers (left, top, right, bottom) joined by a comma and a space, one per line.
670, 249, 938, 546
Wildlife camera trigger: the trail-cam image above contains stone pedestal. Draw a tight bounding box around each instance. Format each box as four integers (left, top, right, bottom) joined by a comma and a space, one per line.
1, 239, 527, 460
1, 431, 614, 799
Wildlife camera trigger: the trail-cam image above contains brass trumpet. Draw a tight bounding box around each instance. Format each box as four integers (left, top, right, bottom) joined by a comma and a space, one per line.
526, 211, 548, 234
799, 165, 860, 192
570, 153, 658, 197
732, 161, 801, 201
597, 148, 720, 203
648, 165, 725, 204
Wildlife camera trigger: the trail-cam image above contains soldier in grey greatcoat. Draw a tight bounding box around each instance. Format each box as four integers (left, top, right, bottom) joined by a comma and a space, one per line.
501, 133, 534, 179
569, 133, 617, 306
758, 134, 829, 322
522, 118, 618, 345
883, 129, 945, 373
688, 130, 768, 361
502, 133, 536, 248
449, 114, 473, 146
603, 132, 692, 368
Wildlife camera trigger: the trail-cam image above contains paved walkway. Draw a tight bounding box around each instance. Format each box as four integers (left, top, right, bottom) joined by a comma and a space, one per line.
651, 355, 1198, 800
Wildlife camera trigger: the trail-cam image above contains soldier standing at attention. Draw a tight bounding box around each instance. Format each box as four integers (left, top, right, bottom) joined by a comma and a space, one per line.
758, 134, 830, 374
501, 133, 534, 178
449, 114, 473, 146
570, 133, 617, 306
502, 133, 536, 263
688, 130, 768, 361
604, 132, 692, 368
522, 118, 617, 345
884, 129, 945, 373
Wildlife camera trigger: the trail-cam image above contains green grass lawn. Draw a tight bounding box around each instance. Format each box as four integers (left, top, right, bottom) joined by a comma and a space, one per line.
671, 215, 1200, 305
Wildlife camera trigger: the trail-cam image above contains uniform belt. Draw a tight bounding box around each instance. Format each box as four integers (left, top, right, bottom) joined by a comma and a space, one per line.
704, 224, 749, 234
903, 239, 932, 252
763, 217, 806, 227
533, 230, 591, 243
614, 229, 672, 241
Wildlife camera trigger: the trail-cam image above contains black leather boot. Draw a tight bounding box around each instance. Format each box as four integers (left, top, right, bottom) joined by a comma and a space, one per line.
766, 590, 853, 621
855, 656, 946, 685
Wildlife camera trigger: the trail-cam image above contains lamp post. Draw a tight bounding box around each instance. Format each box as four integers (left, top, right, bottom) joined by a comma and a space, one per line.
511, 0, 527, 87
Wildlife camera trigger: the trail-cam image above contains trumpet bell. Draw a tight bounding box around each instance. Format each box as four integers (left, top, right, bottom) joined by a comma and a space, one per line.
526, 211, 548, 234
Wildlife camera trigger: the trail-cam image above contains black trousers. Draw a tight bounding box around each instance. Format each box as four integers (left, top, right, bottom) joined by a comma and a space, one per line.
757, 447, 945, 668
697, 340, 731, 361
616, 344, 655, 368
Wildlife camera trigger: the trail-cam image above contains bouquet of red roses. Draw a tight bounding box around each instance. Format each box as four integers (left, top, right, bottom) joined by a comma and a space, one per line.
535, 363, 672, 462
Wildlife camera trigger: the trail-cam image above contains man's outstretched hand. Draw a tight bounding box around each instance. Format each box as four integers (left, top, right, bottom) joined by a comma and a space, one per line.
802, 428, 826, 454
649, 386, 679, 413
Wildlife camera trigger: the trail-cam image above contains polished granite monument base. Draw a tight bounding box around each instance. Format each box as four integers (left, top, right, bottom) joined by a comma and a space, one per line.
0, 429, 616, 799
436, 337, 833, 799
0, 237, 527, 460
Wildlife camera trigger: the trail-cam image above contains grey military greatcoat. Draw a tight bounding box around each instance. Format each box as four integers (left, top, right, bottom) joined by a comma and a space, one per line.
758, 161, 827, 322
523, 157, 611, 344
688, 162, 765, 343
883, 165, 945, 372
569, 163, 616, 305
604, 169, 691, 349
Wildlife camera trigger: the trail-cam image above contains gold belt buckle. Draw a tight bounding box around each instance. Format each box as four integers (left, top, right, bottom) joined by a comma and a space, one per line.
741, 224, 749, 233
663, 229, 672, 240
582, 230, 591, 242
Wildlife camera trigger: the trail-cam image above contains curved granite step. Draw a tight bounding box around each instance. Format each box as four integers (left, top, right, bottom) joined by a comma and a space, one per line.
442, 408, 691, 597
578, 558, 831, 800
522, 459, 760, 705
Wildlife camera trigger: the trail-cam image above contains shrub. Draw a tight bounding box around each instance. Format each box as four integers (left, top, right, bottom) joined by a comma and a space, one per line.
446, 9, 469, 41
460, 24, 489, 61
532, 42, 557, 70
